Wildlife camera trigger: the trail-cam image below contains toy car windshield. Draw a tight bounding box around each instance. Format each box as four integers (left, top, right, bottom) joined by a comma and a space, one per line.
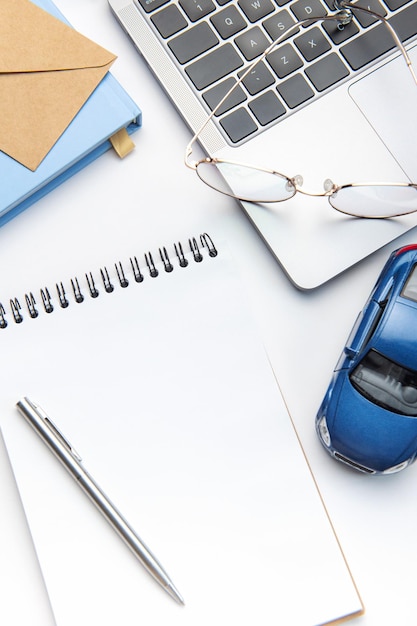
350, 349, 417, 417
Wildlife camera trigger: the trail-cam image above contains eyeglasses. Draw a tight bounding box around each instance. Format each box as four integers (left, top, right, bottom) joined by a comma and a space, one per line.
185, 1, 417, 219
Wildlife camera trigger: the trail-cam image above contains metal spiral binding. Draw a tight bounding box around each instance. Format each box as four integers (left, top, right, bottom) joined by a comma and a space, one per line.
56, 283, 69, 308
159, 247, 173, 273
0, 303, 7, 329
174, 241, 188, 267
145, 251, 159, 278
115, 262, 129, 288
25, 293, 39, 318
10, 299, 23, 324
130, 257, 144, 283
189, 237, 203, 262
85, 273, 99, 298
0, 234, 217, 328
40, 288, 54, 314
200, 233, 217, 257
71, 277, 84, 303
100, 268, 114, 293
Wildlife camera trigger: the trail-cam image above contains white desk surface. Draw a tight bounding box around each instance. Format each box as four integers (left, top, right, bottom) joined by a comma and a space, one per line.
1, 1, 417, 624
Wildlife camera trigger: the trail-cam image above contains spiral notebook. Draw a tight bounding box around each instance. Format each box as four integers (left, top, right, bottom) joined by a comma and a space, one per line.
0, 234, 362, 626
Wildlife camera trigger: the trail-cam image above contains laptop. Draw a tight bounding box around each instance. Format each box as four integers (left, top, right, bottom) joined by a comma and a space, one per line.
108, 0, 417, 289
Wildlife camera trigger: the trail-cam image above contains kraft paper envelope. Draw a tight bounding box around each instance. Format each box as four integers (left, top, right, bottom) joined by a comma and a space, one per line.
0, 0, 117, 171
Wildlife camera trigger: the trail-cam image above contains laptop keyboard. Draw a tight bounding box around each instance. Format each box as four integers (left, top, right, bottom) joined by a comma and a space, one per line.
134, 0, 417, 143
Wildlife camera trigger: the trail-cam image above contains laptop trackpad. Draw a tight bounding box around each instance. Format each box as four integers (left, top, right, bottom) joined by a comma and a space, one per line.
349, 44, 417, 179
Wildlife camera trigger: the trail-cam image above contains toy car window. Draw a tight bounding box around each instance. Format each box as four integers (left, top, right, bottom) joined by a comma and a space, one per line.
350, 349, 417, 417
402, 264, 417, 302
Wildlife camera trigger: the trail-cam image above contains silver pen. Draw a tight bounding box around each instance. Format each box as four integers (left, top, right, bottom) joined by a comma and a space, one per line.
16, 397, 184, 605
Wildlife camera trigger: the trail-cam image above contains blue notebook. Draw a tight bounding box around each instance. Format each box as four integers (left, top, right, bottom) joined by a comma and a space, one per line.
0, 0, 141, 227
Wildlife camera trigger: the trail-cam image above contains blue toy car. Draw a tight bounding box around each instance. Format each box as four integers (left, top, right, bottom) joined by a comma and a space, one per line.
316, 244, 417, 475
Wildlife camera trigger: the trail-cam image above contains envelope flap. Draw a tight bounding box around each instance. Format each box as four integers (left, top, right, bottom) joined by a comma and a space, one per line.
0, 0, 115, 73
0, 0, 119, 170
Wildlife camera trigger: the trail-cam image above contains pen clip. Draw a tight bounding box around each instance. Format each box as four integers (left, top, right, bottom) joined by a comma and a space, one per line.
44, 416, 83, 462
25, 398, 82, 462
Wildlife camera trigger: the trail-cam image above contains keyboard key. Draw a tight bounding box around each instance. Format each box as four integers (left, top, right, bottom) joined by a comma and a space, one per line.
321, 0, 339, 8
305, 52, 349, 90
211, 5, 247, 39
276, 73, 314, 107
352, 0, 387, 28
235, 26, 270, 60
238, 0, 275, 22
238, 60, 275, 94
151, 5, 187, 38
390, 1, 417, 41
220, 107, 258, 142
249, 90, 286, 125
267, 43, 303, 78
294, 26, 331, 61
185, 43, 244, 89
179, 0, 216, 21
168, 22, 218, 64
136, 0, 169, 13
291, 0, 328, 23
263, 9, 300, 42
203, 77, 247, 115
382, 0, 410, 9
322, 16, 359, 44
340, 25, 391, 70
341, 3, 417, 70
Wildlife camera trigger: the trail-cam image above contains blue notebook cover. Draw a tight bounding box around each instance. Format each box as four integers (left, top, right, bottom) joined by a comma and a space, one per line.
0, 0, 141, 227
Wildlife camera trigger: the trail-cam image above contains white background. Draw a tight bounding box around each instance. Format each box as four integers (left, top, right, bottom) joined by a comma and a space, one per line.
1, 1, 417, 624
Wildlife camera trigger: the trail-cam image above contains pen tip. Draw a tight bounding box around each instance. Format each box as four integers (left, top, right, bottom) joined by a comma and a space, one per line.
166, 582, 185, 605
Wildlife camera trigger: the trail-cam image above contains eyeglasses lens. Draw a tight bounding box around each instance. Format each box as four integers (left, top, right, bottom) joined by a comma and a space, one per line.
328, 184, 417, 218
196, 161, 296, 203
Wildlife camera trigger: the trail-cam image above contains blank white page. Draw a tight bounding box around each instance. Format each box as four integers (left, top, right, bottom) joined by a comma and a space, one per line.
0, 234, 362, 625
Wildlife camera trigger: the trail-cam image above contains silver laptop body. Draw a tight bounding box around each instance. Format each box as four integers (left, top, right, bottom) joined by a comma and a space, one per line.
108, 0, 417, 288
